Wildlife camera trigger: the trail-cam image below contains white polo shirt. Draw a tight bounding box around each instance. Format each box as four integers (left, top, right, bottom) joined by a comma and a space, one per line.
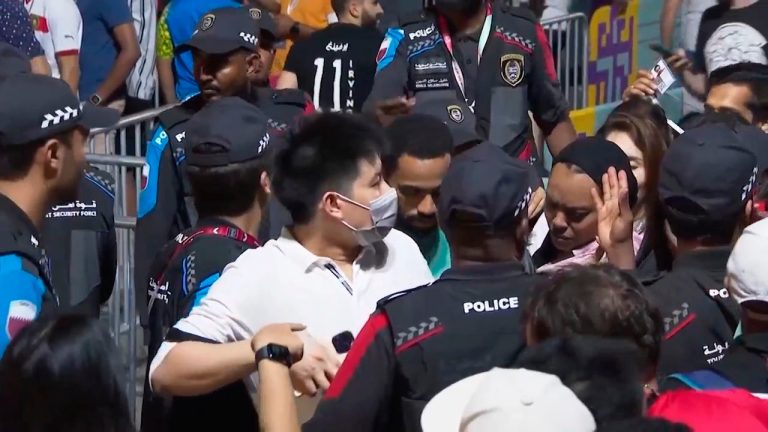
150, 228, 433, 419
23, 0, 82, 79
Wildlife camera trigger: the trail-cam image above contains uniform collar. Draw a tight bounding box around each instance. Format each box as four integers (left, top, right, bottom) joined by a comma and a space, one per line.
673, 246, 732, 272
196, 217, 240, 231
440, 261, 527, 281
0, 193, 40, 240
275, 228, 370, 272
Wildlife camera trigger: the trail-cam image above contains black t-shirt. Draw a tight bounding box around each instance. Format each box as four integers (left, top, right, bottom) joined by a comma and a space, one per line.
284, 23, 382, 112
694, 0, 768, 75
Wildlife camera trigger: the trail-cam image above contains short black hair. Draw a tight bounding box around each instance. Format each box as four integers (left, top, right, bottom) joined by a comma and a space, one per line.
383, 114, 453, 178
514, 335, 645, 426
186, 143, 273, 218
0, 130, 73, 181
272, 113, 384, 224
331, 0, 352, 16
662, 197, 745, 244
679, 107, 750, 131
525, 264, 663, 369
709, 62, 768, 123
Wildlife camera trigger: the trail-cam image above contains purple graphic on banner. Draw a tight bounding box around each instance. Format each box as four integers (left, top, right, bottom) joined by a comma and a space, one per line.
587, 3, 638, 106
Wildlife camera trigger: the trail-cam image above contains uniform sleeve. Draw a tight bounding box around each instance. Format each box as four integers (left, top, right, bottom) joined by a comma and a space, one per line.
362, 28, 409, 113
99, 196, 117, 305
303, 311, 397, 432
47, 0, 82, 55
156, 5, 173, 60
136, 126, 182, 324
0, 254, 46, 355
527, 23, 570, 133
101, 0, 133, 29
0, 2, 44, 58
692, 12, 710, 74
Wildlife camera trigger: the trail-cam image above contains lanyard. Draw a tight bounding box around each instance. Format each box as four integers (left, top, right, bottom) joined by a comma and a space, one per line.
324, 263, 354, 296
436, 2, 493, 112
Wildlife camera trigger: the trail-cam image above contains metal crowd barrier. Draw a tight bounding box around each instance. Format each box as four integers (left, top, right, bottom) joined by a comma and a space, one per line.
541, 13, 589, 110
87, 103, 173, 422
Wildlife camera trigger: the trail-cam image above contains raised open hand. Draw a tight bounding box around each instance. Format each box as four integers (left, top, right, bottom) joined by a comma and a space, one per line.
591, 167, 633, 252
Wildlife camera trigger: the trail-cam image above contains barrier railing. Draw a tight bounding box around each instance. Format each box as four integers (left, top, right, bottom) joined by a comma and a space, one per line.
541, 13, 589, 110
87, 104, 173, 423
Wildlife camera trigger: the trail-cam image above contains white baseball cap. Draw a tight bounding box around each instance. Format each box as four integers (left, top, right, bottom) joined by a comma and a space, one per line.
727, 218, 768, 305
421, 368, 596, 432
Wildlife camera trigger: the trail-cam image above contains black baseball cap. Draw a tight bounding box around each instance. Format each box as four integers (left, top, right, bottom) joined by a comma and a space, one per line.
412, 92, 481, 148
247, 6, 278, 40
178, 7, 271, 54
185, 96, 274, 167
0, 42, 31, 80
438, 142, 532, 231
659, 123, 758, 224
0, 74, 119, 146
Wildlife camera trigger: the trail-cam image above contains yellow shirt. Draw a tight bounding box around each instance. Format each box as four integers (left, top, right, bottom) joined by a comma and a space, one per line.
271, 0, 336, 75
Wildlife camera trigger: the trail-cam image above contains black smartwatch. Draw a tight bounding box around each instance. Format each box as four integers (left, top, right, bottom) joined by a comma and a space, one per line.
254, 343, 292, 367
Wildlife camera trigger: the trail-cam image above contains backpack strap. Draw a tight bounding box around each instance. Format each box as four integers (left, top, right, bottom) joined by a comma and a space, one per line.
666, 369, 736, 390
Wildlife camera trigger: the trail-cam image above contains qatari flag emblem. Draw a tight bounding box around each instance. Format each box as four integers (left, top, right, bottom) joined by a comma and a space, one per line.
6, 300, 37, 340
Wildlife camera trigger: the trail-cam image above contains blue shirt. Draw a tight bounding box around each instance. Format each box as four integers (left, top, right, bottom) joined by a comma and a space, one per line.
76, 0, 133, 99
167, 0, 239, 101
0, 0, 43, 58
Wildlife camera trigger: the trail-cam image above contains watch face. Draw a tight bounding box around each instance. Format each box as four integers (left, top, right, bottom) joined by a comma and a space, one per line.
268, 344, 291, 362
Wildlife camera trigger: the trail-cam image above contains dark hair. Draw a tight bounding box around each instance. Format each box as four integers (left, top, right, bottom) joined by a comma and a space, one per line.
525, 264, 663, 369
597, 418, 692, 432
662, 197, 744, 244
709, 62, 768, 124
679, 107, 750, 131
331, 0, 352, 16
186, 144, 272, 218
514, 335, 645, 426
0, 315, 133, 432
272, 113, 384, 224
382, 114, 453, 178
0, 130, 73, 181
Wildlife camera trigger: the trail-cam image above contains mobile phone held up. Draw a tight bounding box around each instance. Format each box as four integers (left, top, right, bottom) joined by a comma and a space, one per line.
649, 43, 676, 59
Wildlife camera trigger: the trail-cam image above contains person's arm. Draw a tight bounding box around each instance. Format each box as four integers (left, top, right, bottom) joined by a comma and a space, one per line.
363, 28, 414, 125
660, 0, 682, 49
30, 56, 51, 75
528, 22, 576, 156
48, 0, 82, 92
276, 71, 299, 89
95, 171, 117, 304
0, 256, 47, 355
156, 5, 177, 104
1, 0, 49, 75
91, 1, 140, 103
303, 311, 397, 432
276, 40, 302, 90
255, 0, 281, 14
273, 14, 318, 40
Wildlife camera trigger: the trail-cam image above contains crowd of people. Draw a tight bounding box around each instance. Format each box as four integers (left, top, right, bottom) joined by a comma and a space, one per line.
2, 0, 768, 431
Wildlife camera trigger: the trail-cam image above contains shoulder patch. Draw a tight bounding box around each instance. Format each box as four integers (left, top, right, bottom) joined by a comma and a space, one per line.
376, 28, 405, 72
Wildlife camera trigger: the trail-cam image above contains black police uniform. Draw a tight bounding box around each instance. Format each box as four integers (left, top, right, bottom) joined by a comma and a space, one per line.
141, 96, 275, 432
41, 167, 117, 316
643, 248, 741, 377
304, 142, 540, 432
135, 7, 309, 324
0, 70, 118, 355
647, 123, 758, 378
366, 0, 569, 162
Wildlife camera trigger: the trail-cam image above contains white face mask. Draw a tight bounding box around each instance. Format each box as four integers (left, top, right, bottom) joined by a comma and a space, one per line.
336, 188, 398, 246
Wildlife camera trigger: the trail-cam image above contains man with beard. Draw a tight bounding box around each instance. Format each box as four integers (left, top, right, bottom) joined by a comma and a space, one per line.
276, 0, 383, 112
135, 6, 311, 324
0, 72, 118, 355
365, 0, 575, 164
383, 114, 453, 276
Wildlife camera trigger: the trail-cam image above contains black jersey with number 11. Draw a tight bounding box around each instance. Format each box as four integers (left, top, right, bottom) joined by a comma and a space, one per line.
284, 23, 382, 113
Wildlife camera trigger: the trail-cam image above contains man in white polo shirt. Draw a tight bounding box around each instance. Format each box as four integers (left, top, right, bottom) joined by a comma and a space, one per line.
23, 0, 82, 92
149, 112, 433, 425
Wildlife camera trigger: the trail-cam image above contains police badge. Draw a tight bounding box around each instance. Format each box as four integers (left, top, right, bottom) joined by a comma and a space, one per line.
200, 13, 216, 31
500, 54, 525, 87
447, 105, 464, 123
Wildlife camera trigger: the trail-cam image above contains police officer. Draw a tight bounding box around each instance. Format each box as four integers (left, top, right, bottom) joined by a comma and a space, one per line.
141, 97, 275, 432
365, 0, 576, 163
0, 69, 118, 354
646, 123, 757, 378
41, 167, 117, 317
303, 142, 542, 432
136, 6, 309, 323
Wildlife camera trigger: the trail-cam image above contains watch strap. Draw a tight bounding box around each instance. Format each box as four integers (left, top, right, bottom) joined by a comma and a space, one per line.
254, 343, 292, 367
